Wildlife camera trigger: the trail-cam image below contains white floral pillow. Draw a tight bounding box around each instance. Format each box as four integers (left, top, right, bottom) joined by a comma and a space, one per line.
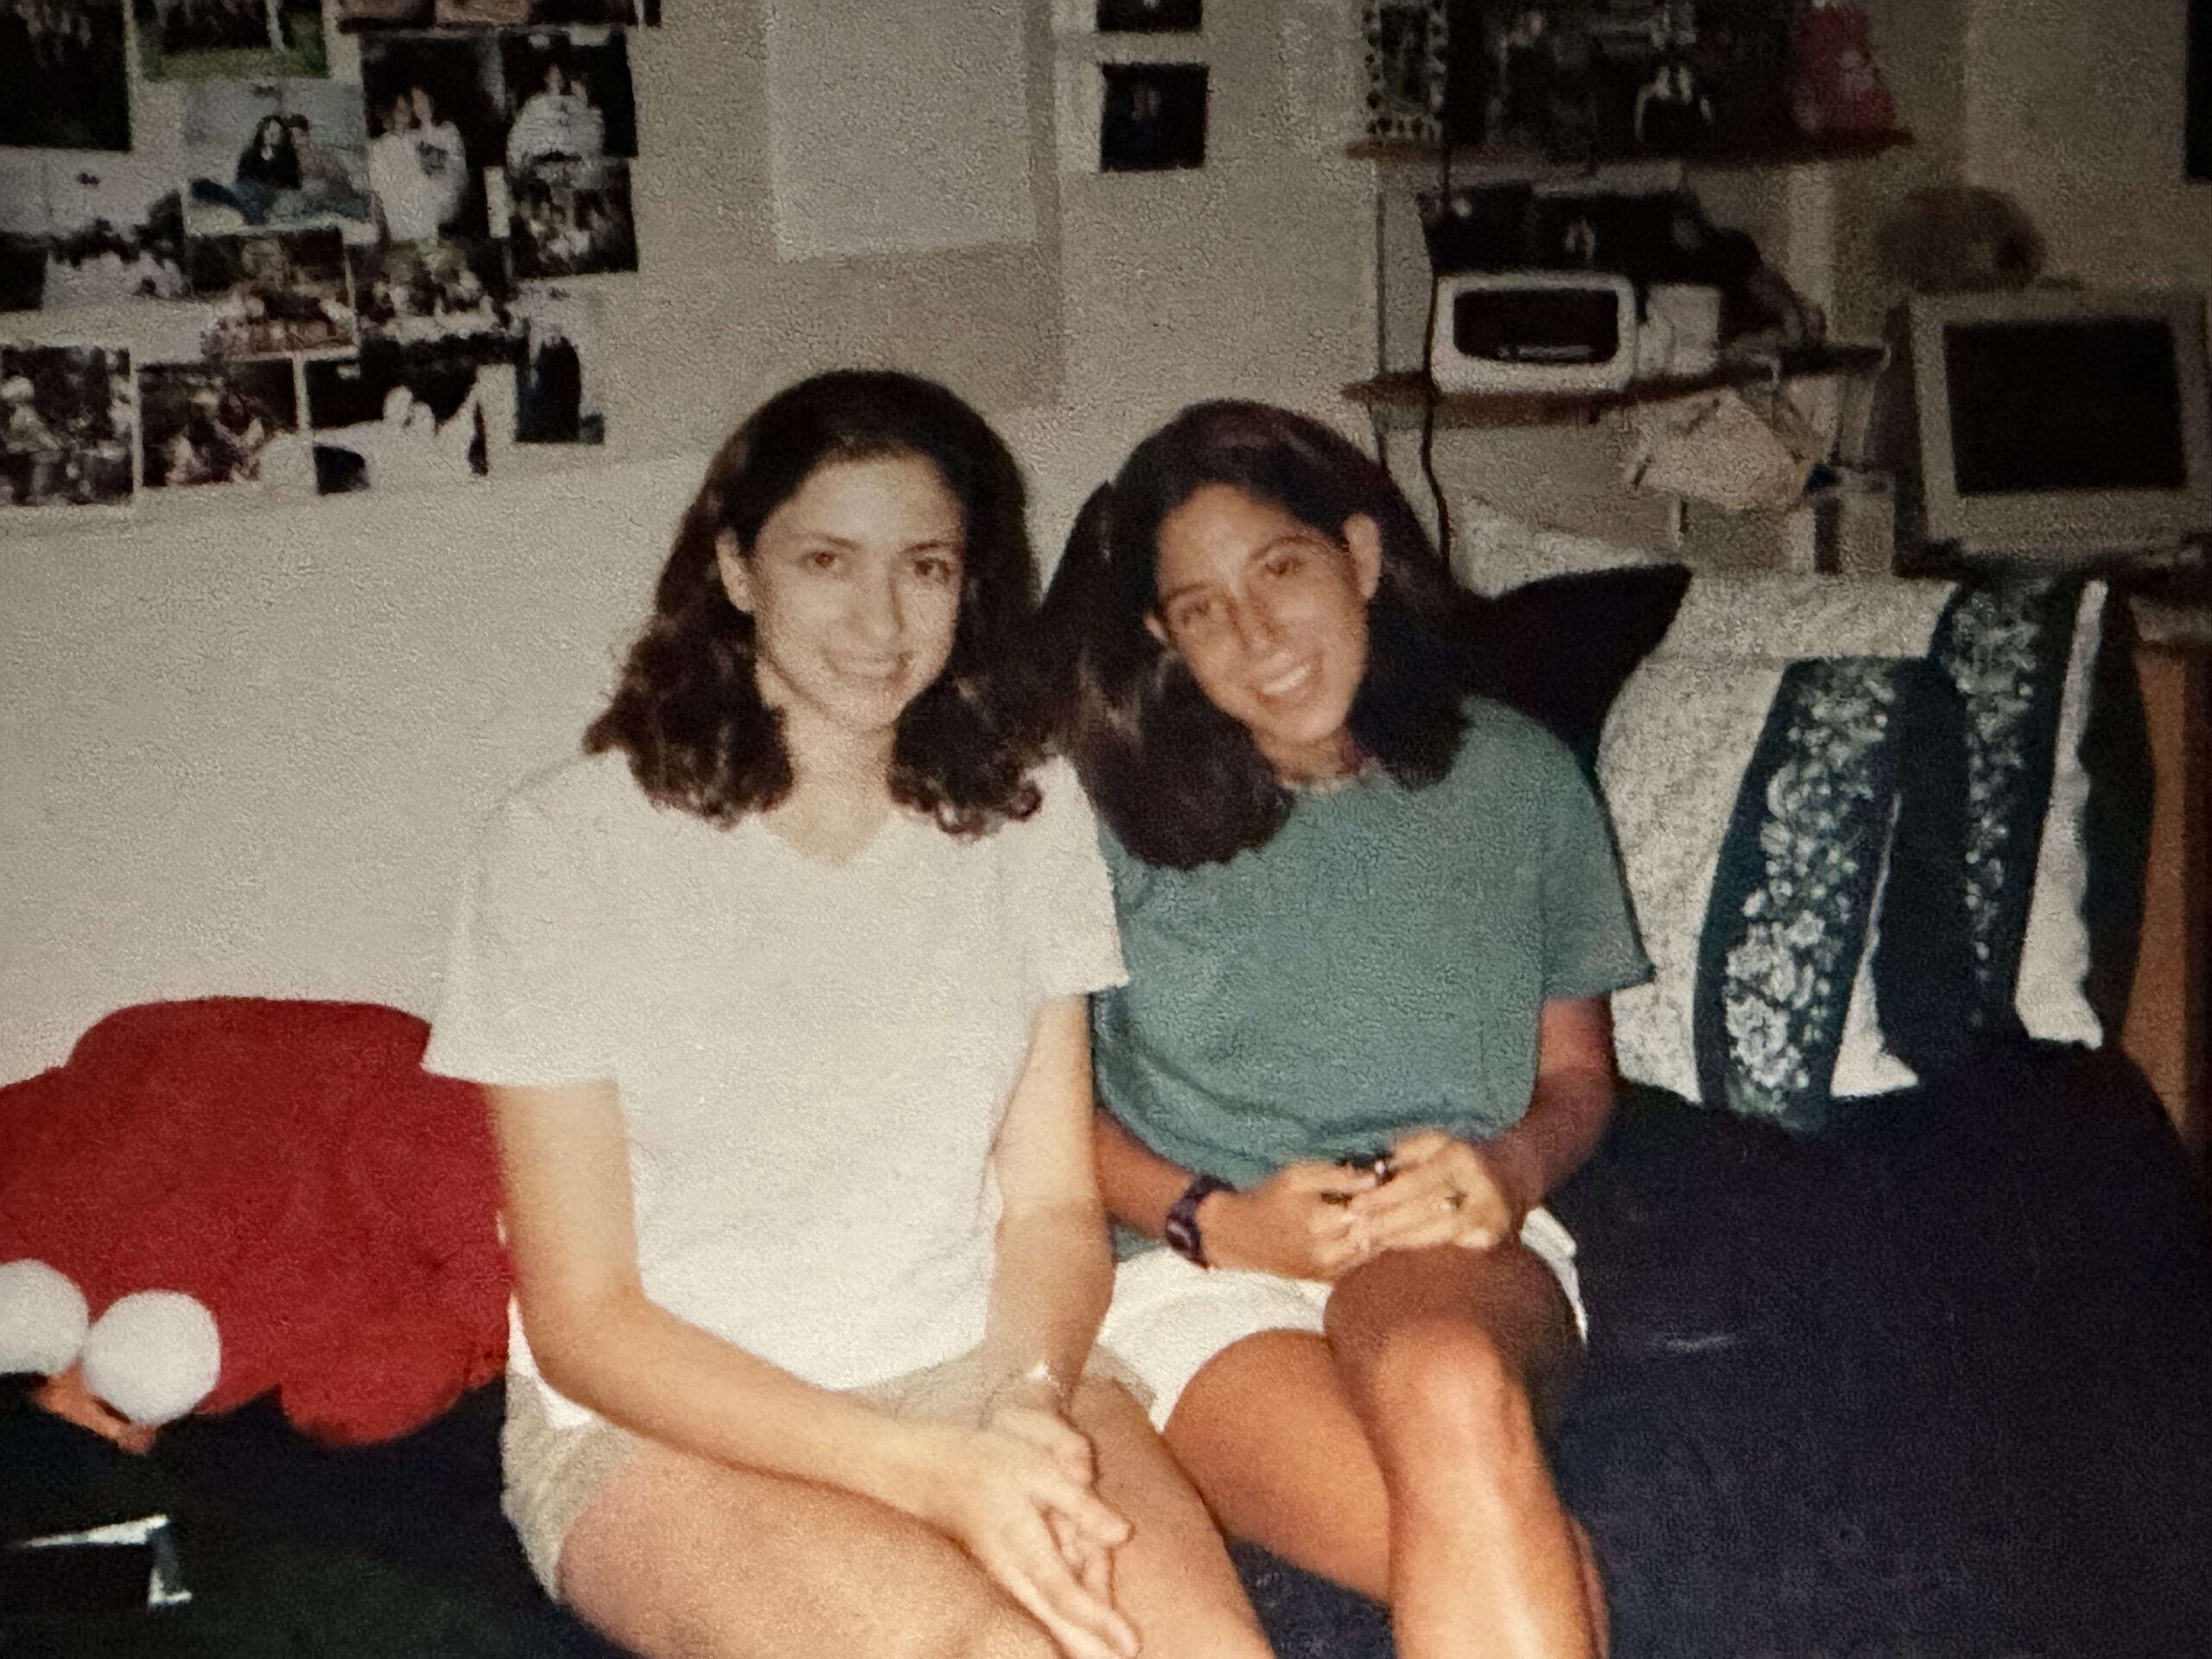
1600, 654, 1924, 1124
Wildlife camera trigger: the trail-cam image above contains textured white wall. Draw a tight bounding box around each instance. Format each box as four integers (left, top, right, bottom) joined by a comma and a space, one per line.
0, 3, 1372, 1081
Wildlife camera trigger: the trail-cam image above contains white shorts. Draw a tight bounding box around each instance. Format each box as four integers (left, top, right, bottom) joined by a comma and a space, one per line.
1096, 1205, 1587, 1432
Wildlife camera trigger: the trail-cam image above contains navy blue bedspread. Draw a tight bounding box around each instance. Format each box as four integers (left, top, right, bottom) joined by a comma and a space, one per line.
6, 1045, 2208, 1657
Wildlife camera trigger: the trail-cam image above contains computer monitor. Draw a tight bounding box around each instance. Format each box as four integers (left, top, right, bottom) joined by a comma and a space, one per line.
1907, 285, 2212, 565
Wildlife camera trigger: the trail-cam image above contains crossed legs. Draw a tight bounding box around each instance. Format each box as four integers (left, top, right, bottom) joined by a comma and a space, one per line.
1161, 1243, 1604, 1659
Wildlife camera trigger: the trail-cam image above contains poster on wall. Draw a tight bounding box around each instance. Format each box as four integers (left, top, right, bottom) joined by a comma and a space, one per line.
305, 343, 486, 493
139, 358, 303, 490
2190, 0, 2210, 181
133, 0, 328, 81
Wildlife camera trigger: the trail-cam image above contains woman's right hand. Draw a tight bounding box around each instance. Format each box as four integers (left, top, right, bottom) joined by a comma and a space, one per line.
885, 1417, 1139, 1659
1202, 1160, 1380, 1281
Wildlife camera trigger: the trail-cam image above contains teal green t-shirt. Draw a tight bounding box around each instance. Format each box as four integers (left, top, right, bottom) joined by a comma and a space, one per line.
1091, 699, 1651, 1192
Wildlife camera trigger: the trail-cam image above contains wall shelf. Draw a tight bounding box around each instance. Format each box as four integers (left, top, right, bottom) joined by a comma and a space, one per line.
1347, 130, 1914, 172
1345, 343, 1889, 430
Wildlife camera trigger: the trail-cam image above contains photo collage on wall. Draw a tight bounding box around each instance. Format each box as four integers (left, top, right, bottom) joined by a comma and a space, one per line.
1, 0, 653, 514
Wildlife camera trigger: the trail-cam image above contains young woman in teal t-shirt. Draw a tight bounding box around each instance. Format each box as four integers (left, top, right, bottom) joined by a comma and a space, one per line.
1044, 400, 1650, 1659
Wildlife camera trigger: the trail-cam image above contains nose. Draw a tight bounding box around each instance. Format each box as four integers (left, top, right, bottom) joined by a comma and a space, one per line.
850, 565, 902, 645
1228, 588, 1282, 658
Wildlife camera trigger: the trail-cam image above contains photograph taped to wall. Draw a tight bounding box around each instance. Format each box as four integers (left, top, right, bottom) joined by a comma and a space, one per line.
136, 0, 326, 80
512, 282, 599, 443
1098, 63, 1207, 172
138, 357, 300, 489
501, 29, 638, 168
36, 157, 191, 309
1, 160, 50, 314
1, 345, 133, 508
1361, 1, 1447, 144
342, 0, 643, 26
189, 227, 357, 359
361, 33, 510, 244
348, 237, 519, 357
334, 0, 432, 28
305, 342, 487, 493
508, 157, 634, 276
182, 80, 376, 245
1097, 0, 1202, 33
1, 1, 131, 152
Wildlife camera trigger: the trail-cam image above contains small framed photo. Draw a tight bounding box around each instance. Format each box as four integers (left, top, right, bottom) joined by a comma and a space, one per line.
1099, 63, 1207, 172
1362, 1, 1448, 146
1097, 0, 1201, 33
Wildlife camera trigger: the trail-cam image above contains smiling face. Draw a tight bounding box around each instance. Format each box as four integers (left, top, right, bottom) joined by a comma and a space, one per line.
716, 452, 966, 764
1148, 482, 1382, 782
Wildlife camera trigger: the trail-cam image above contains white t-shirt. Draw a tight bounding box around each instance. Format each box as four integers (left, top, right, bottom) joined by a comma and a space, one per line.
424, 751, 1125, 1427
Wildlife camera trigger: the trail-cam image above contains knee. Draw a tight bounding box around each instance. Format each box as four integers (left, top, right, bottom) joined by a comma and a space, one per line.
1357, 1318, 1535, 1456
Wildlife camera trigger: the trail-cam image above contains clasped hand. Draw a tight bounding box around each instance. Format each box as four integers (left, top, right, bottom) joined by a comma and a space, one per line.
899, 1392, 1138, 1659
1207, 1128, 1524, 1280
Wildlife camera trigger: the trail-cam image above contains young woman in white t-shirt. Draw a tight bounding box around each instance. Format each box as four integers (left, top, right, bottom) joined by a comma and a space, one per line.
426, 371, 1270, 1659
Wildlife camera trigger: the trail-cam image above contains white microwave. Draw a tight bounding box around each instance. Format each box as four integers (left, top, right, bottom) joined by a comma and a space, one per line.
1428, 271, 1639, 395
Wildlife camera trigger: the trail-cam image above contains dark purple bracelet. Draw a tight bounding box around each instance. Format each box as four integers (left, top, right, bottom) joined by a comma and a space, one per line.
1163, 1173, 1235, 1269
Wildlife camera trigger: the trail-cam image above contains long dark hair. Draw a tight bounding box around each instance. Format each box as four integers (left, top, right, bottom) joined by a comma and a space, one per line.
586, 369, 1045, 836
1039, 400, 1471, 869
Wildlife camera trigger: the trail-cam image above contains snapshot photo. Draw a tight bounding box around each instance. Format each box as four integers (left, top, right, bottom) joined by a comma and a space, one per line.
0, 1, 131, 152
306, 341, 487, 493
508, 157, 634, 277
348, 236, 517, 355
512, 282, 600, 443
334, 0, 432, 28
182, 79, 374, 242
500, 29, 637, 168
190, 227, 358, 358
1, 159, 48, 313
137, 0, 324, 78
139, 358, 300, 489
433, 1, 640, 22
0, 345, 133, 508
1098, 0, 1203, 33
39, 158, 191, 308
359, 32, 509, 243
1098, 63, 1208, 172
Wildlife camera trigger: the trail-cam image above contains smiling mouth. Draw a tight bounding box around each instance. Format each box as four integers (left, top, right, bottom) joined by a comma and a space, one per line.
1255, 659, 1318, 701
833, 657, 906, 683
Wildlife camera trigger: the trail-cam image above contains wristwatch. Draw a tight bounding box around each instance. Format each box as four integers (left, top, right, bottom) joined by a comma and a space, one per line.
1163, 1173, 1234, 1269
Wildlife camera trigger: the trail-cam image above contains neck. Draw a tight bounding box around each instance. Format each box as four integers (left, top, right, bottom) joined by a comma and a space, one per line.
766, 705, 901, 858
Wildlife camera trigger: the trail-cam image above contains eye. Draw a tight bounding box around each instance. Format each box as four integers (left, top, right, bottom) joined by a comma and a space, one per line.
1262, 543, 1318, 582
909, 551, 959, 584
1166, 594, 1224, 634
804, 549, 842, 572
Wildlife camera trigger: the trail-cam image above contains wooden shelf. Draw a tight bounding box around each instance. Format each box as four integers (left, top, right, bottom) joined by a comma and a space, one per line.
1347, 130, 1913, 172
1344, 342, 1889, 429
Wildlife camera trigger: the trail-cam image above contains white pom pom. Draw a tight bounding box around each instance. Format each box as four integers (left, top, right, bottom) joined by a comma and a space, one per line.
81, 1292, 221, 1427
0, 1259, 89, 1376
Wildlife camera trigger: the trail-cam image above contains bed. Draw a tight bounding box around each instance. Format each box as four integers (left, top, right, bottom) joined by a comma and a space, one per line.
4, 555, 2209, 1658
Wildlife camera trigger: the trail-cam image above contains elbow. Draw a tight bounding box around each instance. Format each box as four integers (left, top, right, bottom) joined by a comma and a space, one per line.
512, 1279, 646, 1407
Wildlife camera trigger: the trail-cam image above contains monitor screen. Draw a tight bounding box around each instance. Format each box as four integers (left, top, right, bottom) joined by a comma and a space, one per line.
1909, 287, 2212, 563
1944, 319, 2188, 495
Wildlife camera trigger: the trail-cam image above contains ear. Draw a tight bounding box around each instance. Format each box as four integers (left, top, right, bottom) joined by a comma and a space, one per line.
713, 529, 753, 614
1145, 611, 1173, 652
1343, 513, 1384, 602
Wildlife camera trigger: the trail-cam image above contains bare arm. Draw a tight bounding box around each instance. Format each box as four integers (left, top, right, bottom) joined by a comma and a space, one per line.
1092, 1103, 1376, 1281
977, 996, 1114, 1414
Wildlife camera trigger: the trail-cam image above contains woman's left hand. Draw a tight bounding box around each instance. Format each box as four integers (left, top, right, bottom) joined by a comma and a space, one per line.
982, 1389, 1118, 1618
1341, 1128, 1524, 1255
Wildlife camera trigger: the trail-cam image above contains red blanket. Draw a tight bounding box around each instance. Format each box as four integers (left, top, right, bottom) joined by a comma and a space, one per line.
0, 999, 510, 1444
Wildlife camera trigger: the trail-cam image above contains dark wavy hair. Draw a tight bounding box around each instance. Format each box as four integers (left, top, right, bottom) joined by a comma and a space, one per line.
585, 369, 1044, 836
1039, 400, 1472, 870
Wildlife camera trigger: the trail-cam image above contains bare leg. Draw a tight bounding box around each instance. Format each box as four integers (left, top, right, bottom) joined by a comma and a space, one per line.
1328, 1242, 1595, 1659
1069, 1378, 1275, 1659
1165, 1245, 1605, 1659
557, 1440, 1058, 1659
